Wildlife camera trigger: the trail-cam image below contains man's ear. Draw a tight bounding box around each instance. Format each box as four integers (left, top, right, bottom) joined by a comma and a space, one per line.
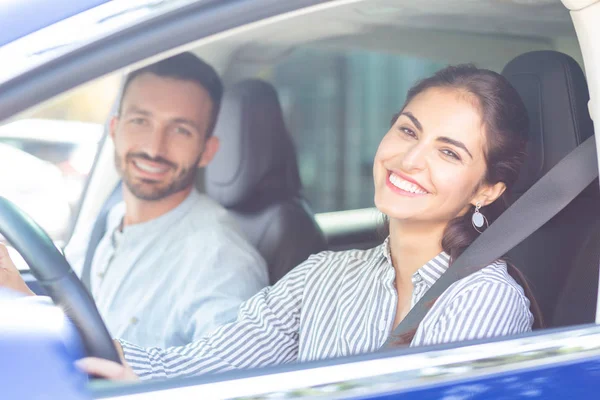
197, 136, 219, 168
109, 116, 119, 142
471, 181, 506, 207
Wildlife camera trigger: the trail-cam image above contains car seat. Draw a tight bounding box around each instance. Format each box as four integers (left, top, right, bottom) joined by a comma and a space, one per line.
502, 50, 599, 327
205, 79, 327, 284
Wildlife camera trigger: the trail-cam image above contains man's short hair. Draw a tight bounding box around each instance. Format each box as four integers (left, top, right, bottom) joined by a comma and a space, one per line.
119, 52, 223, 138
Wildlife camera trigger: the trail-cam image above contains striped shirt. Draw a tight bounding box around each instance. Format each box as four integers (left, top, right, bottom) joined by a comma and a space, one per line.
120, 239, 533, 380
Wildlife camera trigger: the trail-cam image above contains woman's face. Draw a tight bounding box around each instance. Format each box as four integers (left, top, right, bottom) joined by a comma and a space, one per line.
373, 87, 505, 226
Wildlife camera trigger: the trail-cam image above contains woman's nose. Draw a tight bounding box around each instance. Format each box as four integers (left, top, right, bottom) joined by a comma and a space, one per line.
400, 143, 428, 172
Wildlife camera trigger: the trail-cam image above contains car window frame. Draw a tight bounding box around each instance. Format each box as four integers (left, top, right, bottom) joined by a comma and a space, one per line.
92, 323, 600, 398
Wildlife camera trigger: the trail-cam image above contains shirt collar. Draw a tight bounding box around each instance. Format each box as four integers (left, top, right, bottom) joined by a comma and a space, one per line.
381, 236, 451, 287
106, 189, 202, 237
414, 252, 450, 287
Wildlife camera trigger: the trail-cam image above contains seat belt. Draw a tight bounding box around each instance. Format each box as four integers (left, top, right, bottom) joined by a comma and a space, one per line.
384, 135, 598, 347
79, 80, 126, 292
80, 181, 122, 291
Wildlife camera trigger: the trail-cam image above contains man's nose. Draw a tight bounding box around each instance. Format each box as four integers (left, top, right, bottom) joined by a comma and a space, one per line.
144, 126, 168, 158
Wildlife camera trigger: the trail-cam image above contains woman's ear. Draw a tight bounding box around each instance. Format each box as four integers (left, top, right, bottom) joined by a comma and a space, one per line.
472, 181, 506, 207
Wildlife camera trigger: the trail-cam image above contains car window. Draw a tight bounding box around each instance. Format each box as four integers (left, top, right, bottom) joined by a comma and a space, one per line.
269, 48, 446, 212
213, 24, 578, 259
0, 75, 120, 269
235, 45, 583, 214
1, 0, 595, 395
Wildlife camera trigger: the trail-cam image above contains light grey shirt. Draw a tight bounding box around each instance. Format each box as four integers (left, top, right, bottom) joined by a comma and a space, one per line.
87, 190, 268, 348
120, 238, 533, 380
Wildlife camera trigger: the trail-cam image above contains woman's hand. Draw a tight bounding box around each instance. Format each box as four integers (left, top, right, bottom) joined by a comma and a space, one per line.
76, 340, 139, 381
0, 244, 34, 296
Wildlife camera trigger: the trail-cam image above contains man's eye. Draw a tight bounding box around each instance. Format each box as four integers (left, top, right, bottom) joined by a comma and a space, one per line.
441, 149, 461, 161
130, 118, 147, 125
175, 126, 192, 136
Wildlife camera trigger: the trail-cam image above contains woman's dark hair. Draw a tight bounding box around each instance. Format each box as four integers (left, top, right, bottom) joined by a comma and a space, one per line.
388, 64, 543, 345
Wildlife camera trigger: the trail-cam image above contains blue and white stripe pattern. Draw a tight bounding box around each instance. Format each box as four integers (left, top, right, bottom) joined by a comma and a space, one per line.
120, 238, 533, 380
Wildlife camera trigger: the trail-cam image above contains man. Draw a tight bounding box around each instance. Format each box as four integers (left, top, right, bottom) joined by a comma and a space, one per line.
1, 52, 268, 349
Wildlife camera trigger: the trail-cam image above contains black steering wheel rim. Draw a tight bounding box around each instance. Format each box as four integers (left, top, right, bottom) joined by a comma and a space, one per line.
0, 196, 120, 363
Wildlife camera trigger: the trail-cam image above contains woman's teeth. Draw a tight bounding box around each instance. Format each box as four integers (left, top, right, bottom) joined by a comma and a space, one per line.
389, 173, 428, 194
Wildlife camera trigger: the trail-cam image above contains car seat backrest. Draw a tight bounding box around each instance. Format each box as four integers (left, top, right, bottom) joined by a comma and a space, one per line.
205, 79, 326, 284
501, 50, 598, 327
552, 218, 600, 326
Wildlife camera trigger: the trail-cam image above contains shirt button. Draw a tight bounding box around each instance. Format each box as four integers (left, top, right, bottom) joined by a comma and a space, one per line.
97, 272, 105, 279
130, 317, 139, 325
413, 274, 422, 283
379, 320, 388, 332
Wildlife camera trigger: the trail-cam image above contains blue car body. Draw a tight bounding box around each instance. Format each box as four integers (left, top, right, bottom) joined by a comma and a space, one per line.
1, 289, 88, 399
4, 288, 600, 399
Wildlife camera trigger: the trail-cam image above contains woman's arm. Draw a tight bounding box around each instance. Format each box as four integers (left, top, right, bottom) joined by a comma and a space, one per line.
81, 254, 323, 381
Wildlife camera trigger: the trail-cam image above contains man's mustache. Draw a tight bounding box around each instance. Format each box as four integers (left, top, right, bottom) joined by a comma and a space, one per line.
126, 152, 177, 169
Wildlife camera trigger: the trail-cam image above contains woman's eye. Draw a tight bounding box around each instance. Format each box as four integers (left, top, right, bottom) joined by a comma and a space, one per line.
399, 127, 417, 138
441, 149, 461, 161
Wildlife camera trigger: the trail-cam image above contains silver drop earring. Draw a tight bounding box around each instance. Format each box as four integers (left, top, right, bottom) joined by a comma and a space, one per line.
472, 202, 489, 233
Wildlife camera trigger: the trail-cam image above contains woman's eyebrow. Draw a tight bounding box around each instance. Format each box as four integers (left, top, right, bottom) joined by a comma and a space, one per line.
437, 136, 474, 159
400, 111, 423, 132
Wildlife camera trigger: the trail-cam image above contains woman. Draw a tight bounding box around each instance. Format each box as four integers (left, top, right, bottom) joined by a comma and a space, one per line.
0, 64, 539, 381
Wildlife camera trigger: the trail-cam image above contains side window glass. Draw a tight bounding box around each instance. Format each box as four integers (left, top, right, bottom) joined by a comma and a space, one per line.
268, 48, 445, 212
0, 75, 120, 269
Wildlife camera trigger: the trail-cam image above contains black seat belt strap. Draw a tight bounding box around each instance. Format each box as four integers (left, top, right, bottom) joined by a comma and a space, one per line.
80, 209, 109, 291
384, 135, 598, 347
80, 182, 122, 291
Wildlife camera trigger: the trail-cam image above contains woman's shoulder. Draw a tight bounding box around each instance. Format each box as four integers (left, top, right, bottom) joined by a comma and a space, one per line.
419, 260, 534, 345
443, 260, 529, 304
313, 245, 384, 263
286, 244, 386, 281
317, 244, 388, 270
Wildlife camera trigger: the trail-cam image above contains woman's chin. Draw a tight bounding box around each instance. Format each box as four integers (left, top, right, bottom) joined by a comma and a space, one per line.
375, 196, 428, 218
376, 205, 424, 222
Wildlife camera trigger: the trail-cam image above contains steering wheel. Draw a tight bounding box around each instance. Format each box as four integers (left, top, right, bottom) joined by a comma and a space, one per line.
0, 196, 121, 364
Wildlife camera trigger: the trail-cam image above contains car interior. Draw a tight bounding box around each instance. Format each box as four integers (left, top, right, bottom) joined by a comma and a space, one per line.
501, 50, 599, 328
8, 0, 599, 372
69, 49, 599, 332
205, 79, 327, 284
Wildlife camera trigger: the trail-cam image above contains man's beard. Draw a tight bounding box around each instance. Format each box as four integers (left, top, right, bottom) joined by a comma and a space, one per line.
115, 150, 200, 201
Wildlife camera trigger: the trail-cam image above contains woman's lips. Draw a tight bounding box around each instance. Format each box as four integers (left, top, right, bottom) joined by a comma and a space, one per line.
386, 171, 429, 196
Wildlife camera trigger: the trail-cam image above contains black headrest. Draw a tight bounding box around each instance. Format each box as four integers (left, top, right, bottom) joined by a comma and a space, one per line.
501, 50, 593, 197
206, 79, 301, 209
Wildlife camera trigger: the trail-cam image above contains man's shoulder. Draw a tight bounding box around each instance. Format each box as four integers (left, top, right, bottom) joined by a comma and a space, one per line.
182, 192, 240, 233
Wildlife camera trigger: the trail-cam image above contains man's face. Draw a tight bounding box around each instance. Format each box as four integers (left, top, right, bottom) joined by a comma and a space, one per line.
110, 73, 218, 201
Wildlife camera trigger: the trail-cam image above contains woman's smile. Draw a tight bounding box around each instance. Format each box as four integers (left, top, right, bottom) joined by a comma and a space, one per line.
386, 171, 429, 197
